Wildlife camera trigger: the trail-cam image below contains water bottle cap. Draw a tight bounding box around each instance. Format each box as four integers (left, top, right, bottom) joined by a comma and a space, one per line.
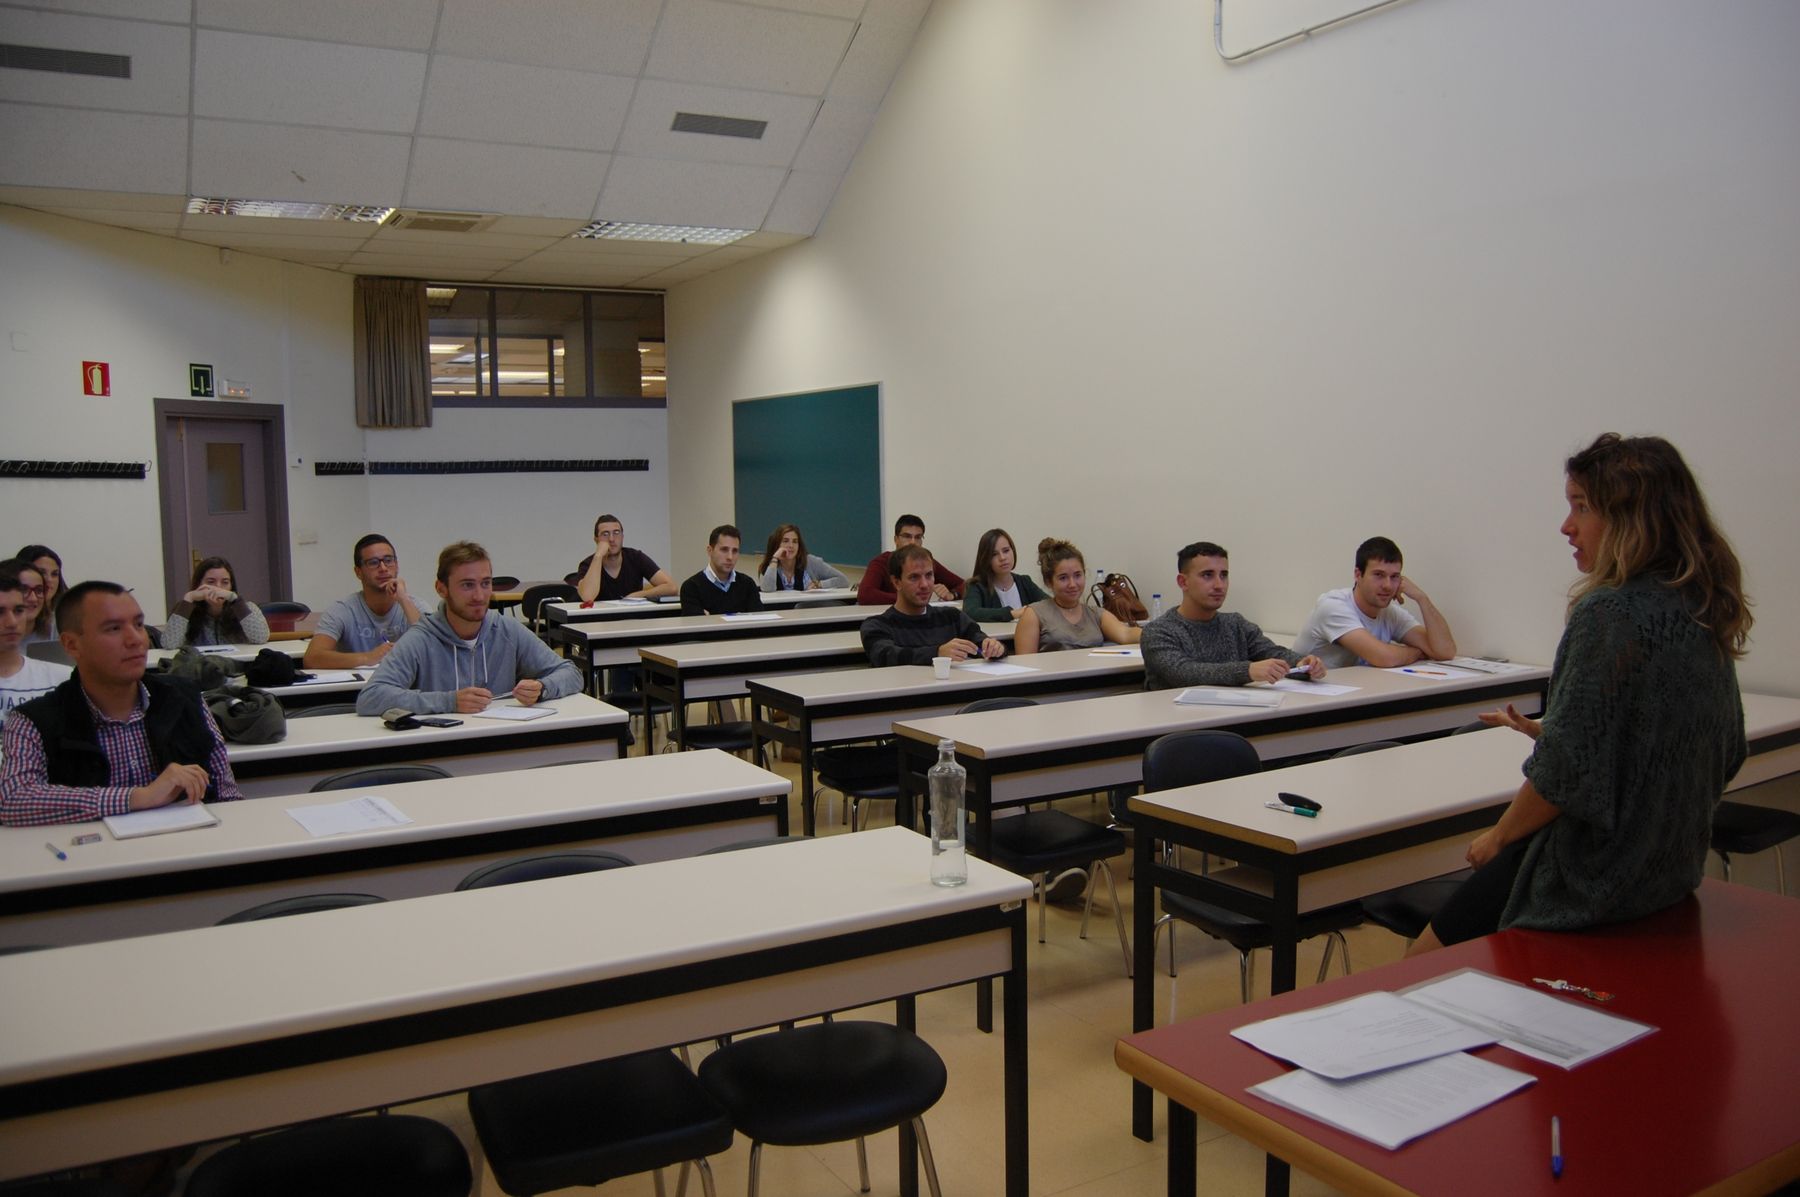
937, 736, 955, 751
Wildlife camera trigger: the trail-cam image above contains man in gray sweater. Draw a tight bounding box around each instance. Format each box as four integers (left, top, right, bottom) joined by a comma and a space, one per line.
1141, 541, 1327, 690
357, 541, 583, 716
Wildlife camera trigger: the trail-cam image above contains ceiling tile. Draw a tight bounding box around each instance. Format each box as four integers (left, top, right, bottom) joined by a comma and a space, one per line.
364, 227, 560, 252
734, 230, 806, 249
519, 242, 701, 269
254, 246, 354, 265
195, 0, 440, 51
191, 119, 412, 205
826, 23, 913, 108
618, 79, 817, 167
180, 212, 385, 238
762, 169, 838, 236
178, 228, 373, 251
0, 186, 185, 211
434, 0, 661, 74
0, 103, 187, 192
194, 31, 426, 133
792, 97, 873, 174
0, 9, 190, 112
646, 0, 854, 95
858, 0, 929, 34
596, 156, 786, 229
487, 262, 662, 286
347, 252, 521, 270
404, 139, 610, 219
737, 0, 866, 18
53, 207, 184, 230
418, 57, 635, 152
19, 1, 190, 21
485, 215, 589, 236
340, 263, 497, 281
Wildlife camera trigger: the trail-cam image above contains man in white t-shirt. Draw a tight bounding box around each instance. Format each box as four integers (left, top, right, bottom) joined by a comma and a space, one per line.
0, 564, 70, 722
1292, 536, 1458, 669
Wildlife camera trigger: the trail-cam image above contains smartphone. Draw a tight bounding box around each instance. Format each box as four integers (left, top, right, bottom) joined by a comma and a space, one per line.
416, 716, 463, 728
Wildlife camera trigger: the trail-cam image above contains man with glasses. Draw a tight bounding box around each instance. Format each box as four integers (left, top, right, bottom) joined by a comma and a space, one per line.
357, 541, 582, 716
573, 513, 676, 602
304, 534, 423, 669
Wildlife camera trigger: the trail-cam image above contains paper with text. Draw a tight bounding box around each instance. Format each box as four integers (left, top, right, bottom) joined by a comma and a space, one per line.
472, 704, 557, 721
1174, 688, 1284, 708
1403, 969, 1654, 1068
1231, 990, 1497, 1079
1250, 1051, 1535, 1150
287, 795, 414, 838
1272, 679, 1359, 696
103, 803, 220, 839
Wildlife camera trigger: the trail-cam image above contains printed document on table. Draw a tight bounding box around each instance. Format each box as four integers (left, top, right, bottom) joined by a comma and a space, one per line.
1434, 656, 1538, 676
287, 795, 413, 838
1231, 991, 1497, 1079
103, 803, 219, 839
1272, 679, 1359, 696
1401, 969, 1655, 1068
472, 703, 557, 721
1174, 687, 1283, 708
954, 662, 1038, 676
1250, 1052, 1535, 1150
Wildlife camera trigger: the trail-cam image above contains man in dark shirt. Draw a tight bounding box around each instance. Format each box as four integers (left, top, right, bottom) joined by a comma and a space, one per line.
860, 546, 1004, 666
679, 525, 764, 616
856, 514, 966, 605
572, 513, 676, 602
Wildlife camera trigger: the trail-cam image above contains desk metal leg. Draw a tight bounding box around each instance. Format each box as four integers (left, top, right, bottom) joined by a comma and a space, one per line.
1265, 1154, 1290, 1197
1168, 1099, 1196, 1197
799, 720, 817, 836
1004, 916, 1029, 1197
973, 770, 996, 1034
897, 993, 920, 1197
1132, 829, 1157, 1140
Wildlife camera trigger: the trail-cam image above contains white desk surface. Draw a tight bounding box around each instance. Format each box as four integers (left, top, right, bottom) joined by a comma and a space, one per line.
641, 623, 1017, 671
894, 664, 1549, 759
148, 640, 307, 665
262, 674, 367, 699
757, 588, 862, 607
226, 692, 626, 766
0, 750, 785, 897
0, 826, 1030, 1088
754, 646, 1146, 707
566, 602, 893, 644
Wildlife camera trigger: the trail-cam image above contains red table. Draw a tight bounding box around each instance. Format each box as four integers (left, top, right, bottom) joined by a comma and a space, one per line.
1116, 880, 1800, 1197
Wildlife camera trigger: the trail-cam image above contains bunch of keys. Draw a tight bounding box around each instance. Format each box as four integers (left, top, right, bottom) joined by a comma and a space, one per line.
1533, 977, 1613, 1003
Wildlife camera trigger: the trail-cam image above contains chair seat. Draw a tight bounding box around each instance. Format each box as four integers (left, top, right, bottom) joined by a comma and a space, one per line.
1359, 870, 1473, 940
680, 721, 756, 752
815, 744, 900, 796
604, 690, 673, 716
1711, 801, 1800, 856
1162, 886, 1364, 953
184, 1115, 470, 1197
988, 810, 1126, 876
698, 1022, 946, 1147
469, 1051, 732, 1195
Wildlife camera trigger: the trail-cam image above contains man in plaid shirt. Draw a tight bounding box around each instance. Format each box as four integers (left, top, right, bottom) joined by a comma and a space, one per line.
1, 581, 242, 826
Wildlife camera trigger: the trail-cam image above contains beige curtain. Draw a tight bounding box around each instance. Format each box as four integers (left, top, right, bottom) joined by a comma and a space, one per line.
353, 277, 432, 428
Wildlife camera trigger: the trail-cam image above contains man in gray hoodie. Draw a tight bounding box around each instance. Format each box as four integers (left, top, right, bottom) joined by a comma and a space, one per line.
357, 541, 583, 716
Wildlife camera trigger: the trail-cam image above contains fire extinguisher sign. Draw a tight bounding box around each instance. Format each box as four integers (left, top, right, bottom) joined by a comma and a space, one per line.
81, 361, 111, 397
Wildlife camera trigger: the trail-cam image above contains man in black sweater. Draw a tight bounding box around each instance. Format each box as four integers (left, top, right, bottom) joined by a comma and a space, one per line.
860, 545, 1005, 666
679, 524, 765, 616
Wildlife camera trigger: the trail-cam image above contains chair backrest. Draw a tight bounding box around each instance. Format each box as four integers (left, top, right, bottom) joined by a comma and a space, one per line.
261, 600, 312, 617
456, 849, 635, 890
309, 763, 453, 792
1142, 729, 1260, 792
25, 640, 72, 666
217, 893, 386, 924
957, 696, 1038, 716
1332, 740, 1403, 759
521, 582, 580, 628
490, 575, 522, 591
287, 702, 360, 718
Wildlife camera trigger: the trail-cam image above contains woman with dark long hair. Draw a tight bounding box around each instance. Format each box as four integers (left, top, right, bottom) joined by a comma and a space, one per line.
163, 557, 270, 647
1415, 433, 1750, 953
758, 524, 849, 592
13, 545, 61, 643
962, 528, 1047, 622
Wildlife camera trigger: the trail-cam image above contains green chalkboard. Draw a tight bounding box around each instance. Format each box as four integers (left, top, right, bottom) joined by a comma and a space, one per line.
732, 383, 882, 569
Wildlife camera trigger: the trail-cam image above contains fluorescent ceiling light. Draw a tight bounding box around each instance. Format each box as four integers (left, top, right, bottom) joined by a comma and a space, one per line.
427, 287, 459, 302
186, 197, 395, 222
572, 221, 751, 246
428, 342, 465, 354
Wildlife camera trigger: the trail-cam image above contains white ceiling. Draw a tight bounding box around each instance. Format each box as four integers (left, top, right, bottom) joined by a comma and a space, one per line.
0, 0, 930, 288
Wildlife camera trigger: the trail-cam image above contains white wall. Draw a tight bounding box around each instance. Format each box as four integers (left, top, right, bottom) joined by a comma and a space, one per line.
667, 0, 1800, 695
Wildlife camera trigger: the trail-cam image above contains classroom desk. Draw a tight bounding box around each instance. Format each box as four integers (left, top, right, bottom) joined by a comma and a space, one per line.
894, 664, 1551, 853
0, 826, 1034, 1197
1125, 690, 1800, 1146
226, 693, 629, 797
554, 602, 894, 695
0, 751, 787, 948
261, 671, 368, 709
148, 640, 308, 666
1116, 879, 1800, 1197
264, 612, 319, 640
750, 648, 1148, 836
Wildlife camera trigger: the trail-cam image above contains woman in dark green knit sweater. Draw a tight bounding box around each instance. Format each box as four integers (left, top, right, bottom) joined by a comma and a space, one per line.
1416, 434, 1751, 952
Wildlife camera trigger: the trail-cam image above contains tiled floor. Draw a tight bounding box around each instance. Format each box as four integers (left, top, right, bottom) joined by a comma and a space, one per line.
380, 749, 1411, 1197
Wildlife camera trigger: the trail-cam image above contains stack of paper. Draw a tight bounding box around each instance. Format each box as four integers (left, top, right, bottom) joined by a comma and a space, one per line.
103, 803, 220, 838
1173, 687, 1283, 708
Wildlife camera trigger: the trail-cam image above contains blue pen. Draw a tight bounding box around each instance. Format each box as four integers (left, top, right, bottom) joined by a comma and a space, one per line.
44, 841, 67, 861
1551, 1115, 1562, 1179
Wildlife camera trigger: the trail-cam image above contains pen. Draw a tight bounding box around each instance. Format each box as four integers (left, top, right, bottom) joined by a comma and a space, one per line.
44, 841, 67, 861
1400, 667, 1450, 677
1263, 800, 1318, 818
1550, 1115, 1562, 1179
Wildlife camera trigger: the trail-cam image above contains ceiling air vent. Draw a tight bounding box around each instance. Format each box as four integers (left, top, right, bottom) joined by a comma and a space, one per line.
386, 209, 495, 234
0, 42, 131, 78
671, 111, 767, 140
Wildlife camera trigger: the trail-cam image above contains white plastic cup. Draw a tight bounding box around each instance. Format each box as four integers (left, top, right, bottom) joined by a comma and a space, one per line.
932, 656, 952, 679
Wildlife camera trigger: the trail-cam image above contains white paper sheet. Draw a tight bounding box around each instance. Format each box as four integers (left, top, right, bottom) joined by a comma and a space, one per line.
1272, 679, 1359, 696
1402, 969, 1655, 1069
1433, 656, 1537, 675
1250, 1051, 1536, 1150
1173, 687, 1284, 708
1386, 664, 1483, 681
953, 661, 1038, 676
471, 703, 557, 721
720, 612, 781, 622
103, 803, 220, 839
286, 795, 413, 838
1231, 991, 1497, 1079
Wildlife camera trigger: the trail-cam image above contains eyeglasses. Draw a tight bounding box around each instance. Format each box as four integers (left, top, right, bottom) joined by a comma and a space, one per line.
20, 585, 45, 597
359, 555, 398, 568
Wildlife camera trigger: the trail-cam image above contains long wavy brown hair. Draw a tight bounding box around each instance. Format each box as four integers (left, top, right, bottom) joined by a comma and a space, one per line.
761, 524, 810, 576
1566, 433, 1751, 657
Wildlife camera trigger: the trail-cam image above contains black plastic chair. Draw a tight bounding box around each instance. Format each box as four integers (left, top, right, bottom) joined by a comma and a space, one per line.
961, 697, 1133, 974
459, 849, 732, 1196
490, 575, 522, 591
697, 1021, 947, 1197
309, 764, 453, 792
185, 1114, 471, 1197
1710, 801, 1800, 894
814, 740, 902, 831
519, 582, 578, 636
1142, 730, 1361, 1000
1335, 741, 1475, 943
217, 893, 386, 924
261, 601, 312, 617
287, 702, 359, 718
672, 703, 766, 768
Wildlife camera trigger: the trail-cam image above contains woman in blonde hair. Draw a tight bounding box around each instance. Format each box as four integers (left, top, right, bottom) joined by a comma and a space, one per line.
1414, 434, 1750, 953
1014, 538, 1141, 654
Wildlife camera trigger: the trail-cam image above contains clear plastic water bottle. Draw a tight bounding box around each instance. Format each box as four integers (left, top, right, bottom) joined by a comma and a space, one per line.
1150, 593, 1163, 620
928, 737, 967, 887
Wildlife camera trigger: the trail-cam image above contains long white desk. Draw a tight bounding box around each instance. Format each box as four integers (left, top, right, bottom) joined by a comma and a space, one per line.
544, 586, 860, 630
0, 827, 1033, 1196
227, 693, 629, 797
749, 648, 1149, 836
148, 641, 307, 665
0, 751, 788, 948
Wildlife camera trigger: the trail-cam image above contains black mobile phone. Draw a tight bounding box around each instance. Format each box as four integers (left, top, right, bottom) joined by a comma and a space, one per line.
416, 716, 463, 728
1277, 791, 1323, 812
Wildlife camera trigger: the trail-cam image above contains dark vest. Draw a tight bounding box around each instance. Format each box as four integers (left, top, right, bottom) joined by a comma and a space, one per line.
15, 673, 221, 800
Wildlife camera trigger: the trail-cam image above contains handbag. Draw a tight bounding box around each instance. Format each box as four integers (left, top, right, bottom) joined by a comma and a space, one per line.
1090, 572, 1149, 625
